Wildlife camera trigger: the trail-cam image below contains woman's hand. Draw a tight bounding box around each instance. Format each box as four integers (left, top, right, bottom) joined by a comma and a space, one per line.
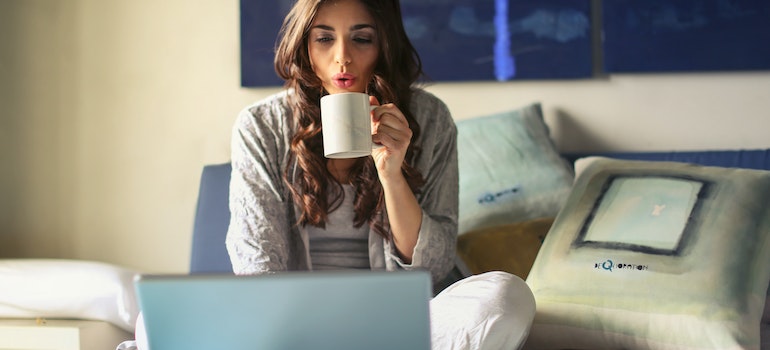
369, 96, 412, 184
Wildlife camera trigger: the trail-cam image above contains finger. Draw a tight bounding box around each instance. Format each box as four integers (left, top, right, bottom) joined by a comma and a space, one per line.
372, 103, 408, 126
373, 130, 410, 152
372, 133, 397, 149
376, 115, 409, 137
369, 95, 381, 107
374, 122, 413, 145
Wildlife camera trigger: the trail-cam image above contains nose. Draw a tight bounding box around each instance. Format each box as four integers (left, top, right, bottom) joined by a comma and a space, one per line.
334, 40, 351, 67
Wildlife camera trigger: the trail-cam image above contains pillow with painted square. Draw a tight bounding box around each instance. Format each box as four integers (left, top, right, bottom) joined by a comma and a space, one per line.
524, 157, 770, 350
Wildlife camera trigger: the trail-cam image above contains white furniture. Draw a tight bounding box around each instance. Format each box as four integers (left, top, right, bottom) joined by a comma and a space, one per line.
0, 319, 132, 350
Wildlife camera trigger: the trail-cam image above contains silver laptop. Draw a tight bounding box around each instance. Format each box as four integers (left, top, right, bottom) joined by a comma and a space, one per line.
134, 270, 432, 350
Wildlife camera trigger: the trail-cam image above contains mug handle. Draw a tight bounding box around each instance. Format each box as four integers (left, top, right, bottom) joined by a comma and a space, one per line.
370, 105, 384, 150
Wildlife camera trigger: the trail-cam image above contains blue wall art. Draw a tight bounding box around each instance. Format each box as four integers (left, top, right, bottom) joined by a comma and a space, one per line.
239, 0, 294, 87
603, 0, 770, 73
400, 0, 593, 82
240, 0, 593, 87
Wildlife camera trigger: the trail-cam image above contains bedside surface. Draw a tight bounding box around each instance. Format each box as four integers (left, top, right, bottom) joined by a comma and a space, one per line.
0, 318, 133, 350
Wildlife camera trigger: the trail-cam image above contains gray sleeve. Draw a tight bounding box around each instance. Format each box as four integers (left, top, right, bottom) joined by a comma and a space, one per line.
386, 92, 459, 282
225, 101, 294, 275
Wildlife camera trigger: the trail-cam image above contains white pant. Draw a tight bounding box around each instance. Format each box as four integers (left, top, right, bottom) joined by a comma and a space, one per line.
127, 271, 535, 350
430, 271, 536, 350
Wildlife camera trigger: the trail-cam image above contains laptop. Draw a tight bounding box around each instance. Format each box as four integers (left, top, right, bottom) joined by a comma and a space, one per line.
134, 270, 432, 350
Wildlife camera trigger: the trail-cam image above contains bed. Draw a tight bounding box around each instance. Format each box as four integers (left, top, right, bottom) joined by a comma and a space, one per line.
3, 101, 767, 350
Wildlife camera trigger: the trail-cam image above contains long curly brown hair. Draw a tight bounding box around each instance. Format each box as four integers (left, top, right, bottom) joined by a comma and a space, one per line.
273, 0, 425, 239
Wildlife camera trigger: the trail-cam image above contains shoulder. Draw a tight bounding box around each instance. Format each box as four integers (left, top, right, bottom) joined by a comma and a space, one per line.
410, 88, 449, 113
234, 90, 294, 137
409, 88, 456, 136
239, 90, 292, 123
409, 88, 451, 119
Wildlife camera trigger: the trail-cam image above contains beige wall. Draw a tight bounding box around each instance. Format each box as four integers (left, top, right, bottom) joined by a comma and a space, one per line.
2, 0, 769, 273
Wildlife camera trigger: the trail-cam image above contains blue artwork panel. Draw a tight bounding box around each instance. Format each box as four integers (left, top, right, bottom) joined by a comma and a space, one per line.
603, 0, 770, 73
401, 0, 593, 82
240, 0, 293, 87
240, 0, 593, 87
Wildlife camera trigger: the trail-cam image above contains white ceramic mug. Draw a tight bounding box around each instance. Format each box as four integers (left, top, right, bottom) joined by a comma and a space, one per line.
320, 92, 380, 159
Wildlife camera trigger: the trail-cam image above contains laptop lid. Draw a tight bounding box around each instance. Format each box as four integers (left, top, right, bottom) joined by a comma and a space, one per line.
134, 270, 432, 350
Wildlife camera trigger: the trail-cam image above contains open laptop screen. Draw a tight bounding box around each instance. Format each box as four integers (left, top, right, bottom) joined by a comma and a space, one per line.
135, 270, 432, 350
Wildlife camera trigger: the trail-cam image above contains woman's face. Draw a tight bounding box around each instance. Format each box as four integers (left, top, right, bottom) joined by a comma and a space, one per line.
308, 0, 379, 94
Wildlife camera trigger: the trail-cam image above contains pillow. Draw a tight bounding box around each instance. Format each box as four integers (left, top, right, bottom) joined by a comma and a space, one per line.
0, 259, 140, 332
524, 157, 770, 349
456, 103, 573, 235
457, 217, 554, 280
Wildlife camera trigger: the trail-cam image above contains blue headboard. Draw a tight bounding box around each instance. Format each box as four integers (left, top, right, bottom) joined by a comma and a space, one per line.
189, 149, 770, 274
562, 149, 770, 171
190, 163, 233, 274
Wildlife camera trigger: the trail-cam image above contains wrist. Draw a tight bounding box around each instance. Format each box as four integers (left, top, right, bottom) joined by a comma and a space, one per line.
378, 170, 408, 189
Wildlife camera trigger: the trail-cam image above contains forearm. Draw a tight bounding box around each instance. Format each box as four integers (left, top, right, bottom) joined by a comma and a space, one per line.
381, 174, 422, 263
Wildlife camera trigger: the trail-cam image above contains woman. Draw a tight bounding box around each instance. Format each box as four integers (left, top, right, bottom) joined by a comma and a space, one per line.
226, 0, 534, 349
227, 0, 457, 285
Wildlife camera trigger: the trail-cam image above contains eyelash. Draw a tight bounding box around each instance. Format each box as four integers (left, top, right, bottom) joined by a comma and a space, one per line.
313, 36, 374, 45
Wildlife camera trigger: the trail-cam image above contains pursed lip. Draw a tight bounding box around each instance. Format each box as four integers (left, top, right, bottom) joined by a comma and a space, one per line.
332, 73, 357, 89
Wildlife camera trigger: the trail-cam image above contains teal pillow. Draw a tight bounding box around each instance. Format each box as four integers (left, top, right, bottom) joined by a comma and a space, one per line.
525, 157, 770, 349
456, 103, 574, 235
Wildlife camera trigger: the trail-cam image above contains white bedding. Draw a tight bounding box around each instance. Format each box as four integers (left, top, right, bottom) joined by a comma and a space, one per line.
0, 259, 140, 333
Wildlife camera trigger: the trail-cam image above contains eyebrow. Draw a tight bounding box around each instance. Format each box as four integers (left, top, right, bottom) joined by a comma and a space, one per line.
311, 24, 376, 31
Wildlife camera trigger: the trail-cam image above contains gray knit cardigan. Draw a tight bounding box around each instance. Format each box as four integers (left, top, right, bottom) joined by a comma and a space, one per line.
225, 88, 458, 284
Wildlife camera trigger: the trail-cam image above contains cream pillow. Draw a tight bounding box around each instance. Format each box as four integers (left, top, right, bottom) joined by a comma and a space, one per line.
525, 157, 770, 349
456, 103, 573, 235
0, 259, 140, 332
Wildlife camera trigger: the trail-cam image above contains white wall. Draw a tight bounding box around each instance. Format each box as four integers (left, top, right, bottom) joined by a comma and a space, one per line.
430, 73, 770, 152
2, 0, 769, 273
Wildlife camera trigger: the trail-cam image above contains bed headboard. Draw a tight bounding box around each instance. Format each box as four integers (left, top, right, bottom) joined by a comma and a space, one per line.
190, 162, 232, 274
189, 149, 770, 274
